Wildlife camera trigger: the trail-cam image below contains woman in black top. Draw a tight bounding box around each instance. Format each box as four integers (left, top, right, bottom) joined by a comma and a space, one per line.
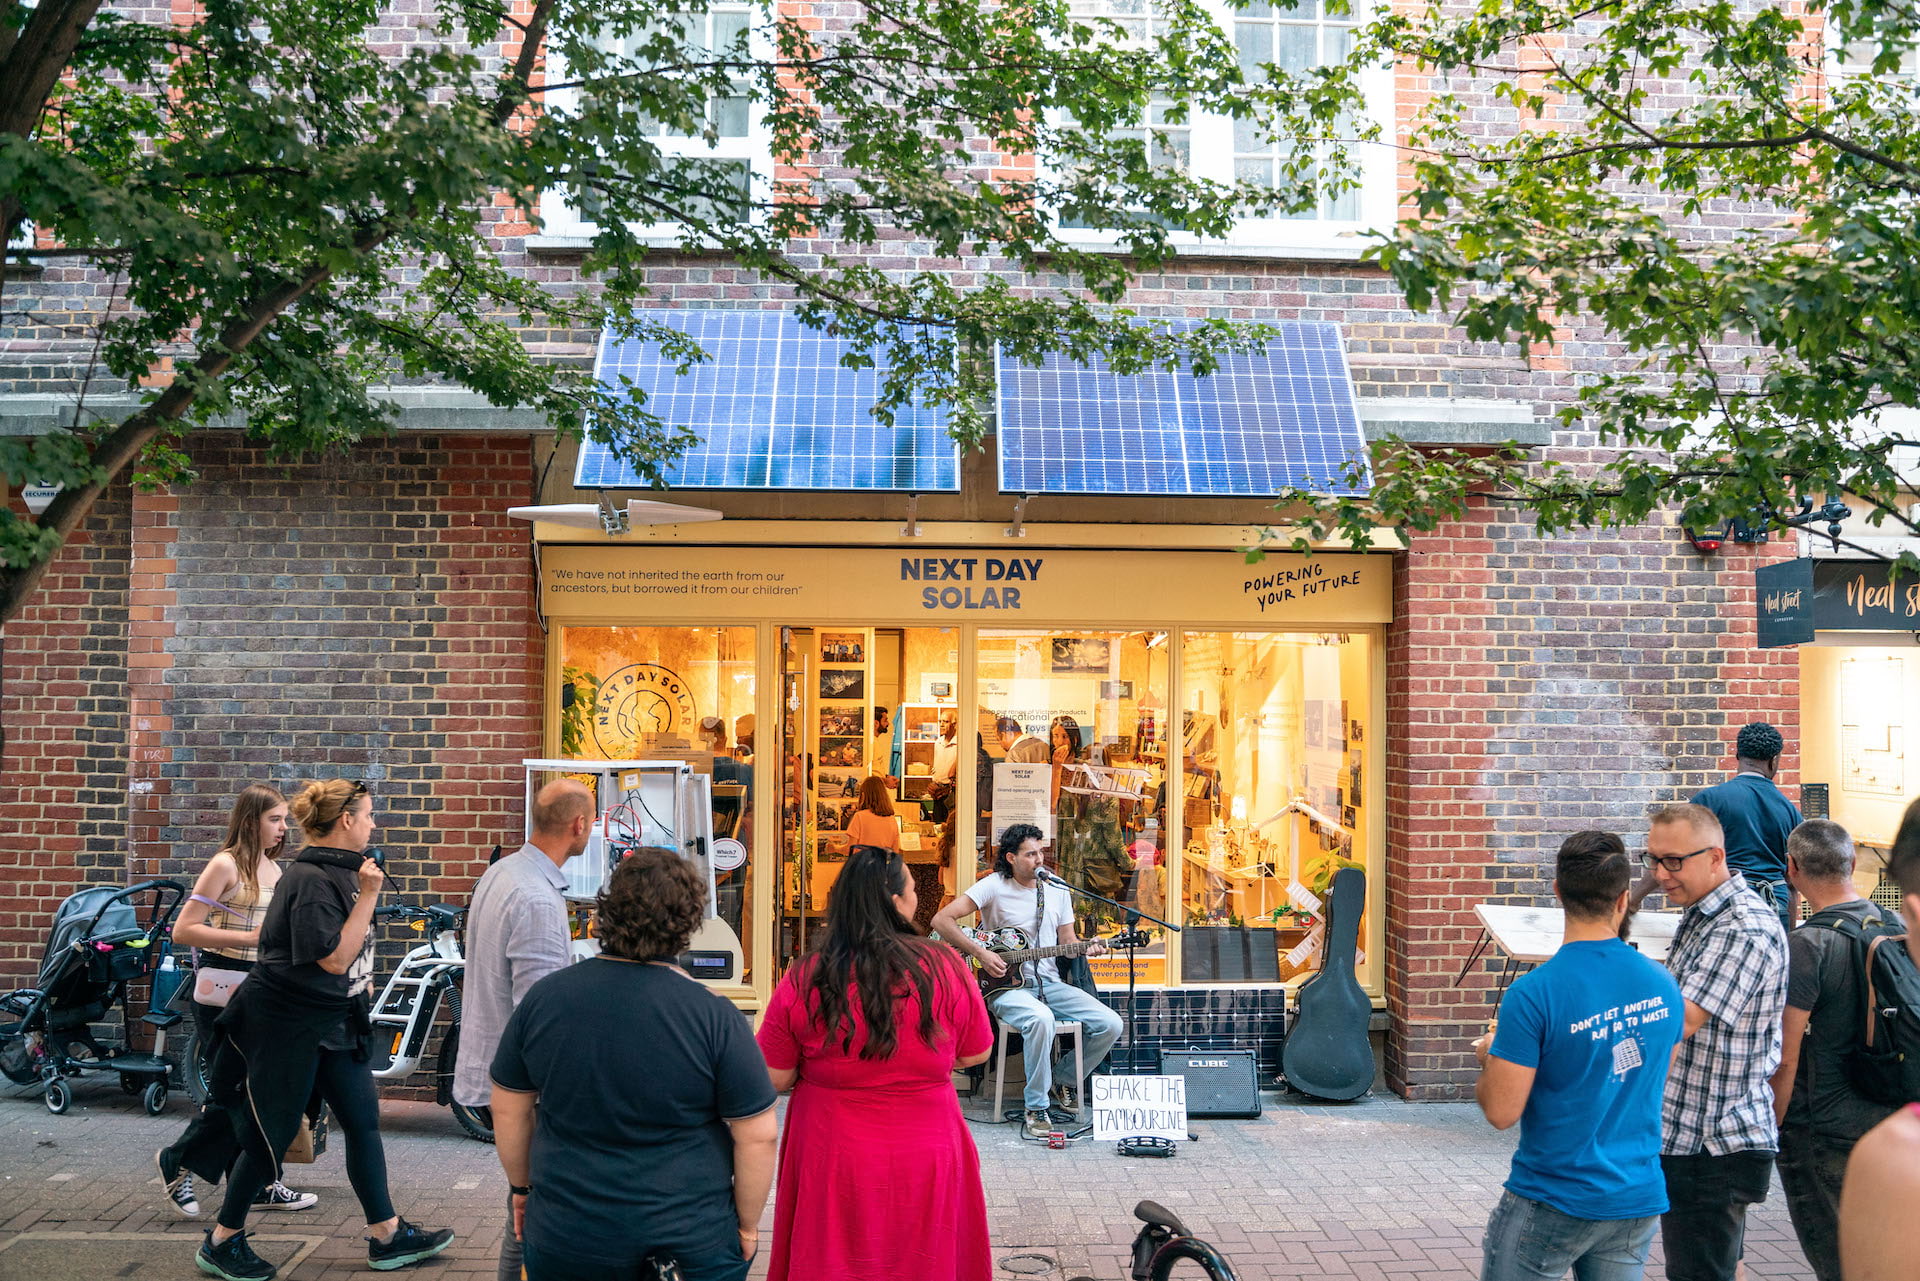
194, 779, 455, 1281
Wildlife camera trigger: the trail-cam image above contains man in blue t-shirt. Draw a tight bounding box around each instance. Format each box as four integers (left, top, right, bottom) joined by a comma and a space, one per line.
1690, 721, 1803, 929
1472, 830, 1686, 1281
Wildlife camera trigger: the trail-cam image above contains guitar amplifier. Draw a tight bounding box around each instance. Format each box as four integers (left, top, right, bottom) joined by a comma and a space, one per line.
1158, 1049, 1263, 1118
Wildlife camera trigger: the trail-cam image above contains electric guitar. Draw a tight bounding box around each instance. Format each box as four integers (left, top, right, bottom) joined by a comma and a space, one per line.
953, 925, 1150, 999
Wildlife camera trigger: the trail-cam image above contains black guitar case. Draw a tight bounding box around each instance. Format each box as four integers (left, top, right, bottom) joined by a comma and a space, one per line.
1280, 867, 1373, 1100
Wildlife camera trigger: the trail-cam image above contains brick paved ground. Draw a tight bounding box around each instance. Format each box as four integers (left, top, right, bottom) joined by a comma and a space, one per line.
0, 1082, 1809, 1281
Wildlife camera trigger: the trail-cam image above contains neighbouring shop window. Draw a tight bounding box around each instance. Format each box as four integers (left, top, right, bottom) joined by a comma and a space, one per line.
1179, 631, 1372, 986
976, 630, 1171, 985
557, 626, 757, 982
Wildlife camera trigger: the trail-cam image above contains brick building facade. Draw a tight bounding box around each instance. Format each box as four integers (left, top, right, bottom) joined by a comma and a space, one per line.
0, 4, 1812, 1099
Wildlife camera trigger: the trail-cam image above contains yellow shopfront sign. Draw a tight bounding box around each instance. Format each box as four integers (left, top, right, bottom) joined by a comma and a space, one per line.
541, 545, 1392, 626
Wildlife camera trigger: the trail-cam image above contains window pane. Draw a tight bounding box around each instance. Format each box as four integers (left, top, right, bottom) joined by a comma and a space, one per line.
1236, 22, 1272, 78
1178, 632, 1373, 987
1275, 23, 1317, 73
976, 630, 1171, 985
558, 626, 758, 984
713, 94, 750, 138
711, 10, 750, 51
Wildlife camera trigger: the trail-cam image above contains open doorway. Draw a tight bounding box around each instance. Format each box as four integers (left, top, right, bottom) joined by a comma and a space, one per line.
775, 626, 962, 973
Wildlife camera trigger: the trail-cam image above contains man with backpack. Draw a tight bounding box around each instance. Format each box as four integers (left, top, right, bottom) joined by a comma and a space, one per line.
1768, 819, 1901, 1281
1839, 800, 1920, 1281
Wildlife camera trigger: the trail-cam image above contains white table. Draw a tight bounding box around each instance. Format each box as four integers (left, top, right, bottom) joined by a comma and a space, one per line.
1457, 903, 1683, 1003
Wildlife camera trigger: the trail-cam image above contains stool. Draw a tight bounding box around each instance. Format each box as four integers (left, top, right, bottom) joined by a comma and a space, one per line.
990, 1016, 1084, 1122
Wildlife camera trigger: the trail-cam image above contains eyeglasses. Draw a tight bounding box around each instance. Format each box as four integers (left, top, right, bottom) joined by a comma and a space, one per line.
1641, 846, 1712, 874
337, 780, 368, 818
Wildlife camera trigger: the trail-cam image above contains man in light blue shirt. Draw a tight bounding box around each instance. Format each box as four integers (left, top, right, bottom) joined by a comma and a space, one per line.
458, 779, 593, 1281
1472, 830, 1685, 1281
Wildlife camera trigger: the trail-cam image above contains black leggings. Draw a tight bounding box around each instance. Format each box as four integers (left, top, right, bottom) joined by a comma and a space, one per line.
219, 1047, 394, 1230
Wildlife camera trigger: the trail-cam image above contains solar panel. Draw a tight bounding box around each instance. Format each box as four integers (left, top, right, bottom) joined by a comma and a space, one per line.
995, 320, 1370, 497
576, 310, 960, 492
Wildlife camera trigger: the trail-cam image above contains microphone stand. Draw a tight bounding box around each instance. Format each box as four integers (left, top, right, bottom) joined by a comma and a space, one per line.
1037, 868, 1180, 1075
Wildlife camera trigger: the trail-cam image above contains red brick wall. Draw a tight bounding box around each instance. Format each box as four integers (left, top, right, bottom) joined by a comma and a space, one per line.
1385, 500, 1801, 1098
0, 436, 544, 989
0, 485, 133, 974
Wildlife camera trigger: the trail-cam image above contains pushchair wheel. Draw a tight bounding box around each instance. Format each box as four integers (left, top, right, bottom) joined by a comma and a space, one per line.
44, 1079, 71, 1114
142, 1080, 168, 1116
120, 1073, 143, 1096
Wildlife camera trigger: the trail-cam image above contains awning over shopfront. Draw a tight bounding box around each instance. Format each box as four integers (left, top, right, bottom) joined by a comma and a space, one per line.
576, 309, 960, 493
994, 320, 1370, 497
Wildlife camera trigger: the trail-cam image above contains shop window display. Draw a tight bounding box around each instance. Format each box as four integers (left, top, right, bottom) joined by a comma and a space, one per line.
1179, 632, 1372, 986
556, 626, 757, 981
977, 630, 1171, 985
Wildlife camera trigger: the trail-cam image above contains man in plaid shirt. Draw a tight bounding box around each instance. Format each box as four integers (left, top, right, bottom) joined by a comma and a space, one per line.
1648, 802, 1789, 1281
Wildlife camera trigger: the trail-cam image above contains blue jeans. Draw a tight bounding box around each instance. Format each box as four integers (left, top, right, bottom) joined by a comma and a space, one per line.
1481, 1190, 1657, 1281
988, 980, 1123, 1111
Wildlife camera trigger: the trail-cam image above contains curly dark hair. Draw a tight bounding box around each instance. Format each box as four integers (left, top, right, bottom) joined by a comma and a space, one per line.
1735, 721, 1784, 763
802, 846, 948, 1060
596, 847, 706, 961
993, 822, 1043, 878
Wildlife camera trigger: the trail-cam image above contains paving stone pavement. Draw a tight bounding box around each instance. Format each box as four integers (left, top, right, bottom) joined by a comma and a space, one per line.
0, 1081, 1810, 1281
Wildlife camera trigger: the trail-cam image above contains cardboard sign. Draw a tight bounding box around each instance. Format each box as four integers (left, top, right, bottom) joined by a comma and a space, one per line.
1090, 1074, 1189, 1142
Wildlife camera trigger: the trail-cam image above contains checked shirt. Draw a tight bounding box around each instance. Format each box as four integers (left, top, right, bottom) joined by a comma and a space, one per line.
1662, 874, 1789, 1156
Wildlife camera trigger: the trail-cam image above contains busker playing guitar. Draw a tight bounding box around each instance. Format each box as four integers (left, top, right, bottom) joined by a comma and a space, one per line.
933, 823, 1126, 1139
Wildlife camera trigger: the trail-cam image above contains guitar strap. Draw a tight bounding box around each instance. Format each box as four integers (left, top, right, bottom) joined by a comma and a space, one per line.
1028, 880, 1048, 996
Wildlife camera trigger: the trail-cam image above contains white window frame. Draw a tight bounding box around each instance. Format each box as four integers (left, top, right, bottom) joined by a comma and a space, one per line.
1046, 0, 1395, 261
536, 5, 774, 245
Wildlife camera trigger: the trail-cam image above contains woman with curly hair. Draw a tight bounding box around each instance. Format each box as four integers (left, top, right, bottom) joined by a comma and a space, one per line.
491, 848, 778, 1281
757, 845, 994, 1281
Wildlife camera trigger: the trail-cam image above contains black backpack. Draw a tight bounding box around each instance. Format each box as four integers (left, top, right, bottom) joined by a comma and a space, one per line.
1803, 905, 1920, 1107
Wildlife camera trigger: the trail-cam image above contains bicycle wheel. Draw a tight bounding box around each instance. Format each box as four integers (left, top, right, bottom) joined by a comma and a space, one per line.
180, 1024, 214, 1104
1150, 1239, 1241, 1281
437, 1023, 495, 1143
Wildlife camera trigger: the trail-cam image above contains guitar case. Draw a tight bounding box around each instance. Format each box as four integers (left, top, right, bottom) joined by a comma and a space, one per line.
1280, 867, 1373, 1101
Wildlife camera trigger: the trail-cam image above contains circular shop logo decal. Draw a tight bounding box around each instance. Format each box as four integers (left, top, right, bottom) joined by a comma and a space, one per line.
592, 664, 698, 759
710, 838, 747, 873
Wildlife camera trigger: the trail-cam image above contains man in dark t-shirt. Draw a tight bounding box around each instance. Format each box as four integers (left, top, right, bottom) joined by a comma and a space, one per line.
1690, 722, 1803, 928
1770, 820, 1900, 1281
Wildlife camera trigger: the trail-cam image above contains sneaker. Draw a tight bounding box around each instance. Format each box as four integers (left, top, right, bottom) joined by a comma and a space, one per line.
252, 1181, 317, 1212
196, 1229, 277, 1281
157, 1147, 200, 1218
1023, 1109, 1054, 1139
367, 1219, 455, 1271
1050, 1083, 1080, 1113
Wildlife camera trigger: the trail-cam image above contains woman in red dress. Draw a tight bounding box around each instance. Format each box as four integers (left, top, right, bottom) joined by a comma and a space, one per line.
757, 845, 994, 1281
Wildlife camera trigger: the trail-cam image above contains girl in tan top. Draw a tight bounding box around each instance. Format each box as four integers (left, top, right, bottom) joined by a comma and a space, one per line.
155, 785, 315, 1219
844, 775, 902, 852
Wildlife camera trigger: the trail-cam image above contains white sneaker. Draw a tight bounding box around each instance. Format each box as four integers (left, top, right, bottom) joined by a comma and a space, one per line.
251, 1182, 317, 1212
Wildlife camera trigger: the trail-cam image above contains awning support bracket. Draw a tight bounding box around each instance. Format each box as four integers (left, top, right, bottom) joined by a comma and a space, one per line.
596, 490, 629, 536
1005, 495, 1031, 539
900, 493, 921, 538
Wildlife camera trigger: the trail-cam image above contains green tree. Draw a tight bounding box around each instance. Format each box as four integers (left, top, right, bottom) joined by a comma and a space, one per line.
1274, 0, 1920, 564
0, 0, 1362, 622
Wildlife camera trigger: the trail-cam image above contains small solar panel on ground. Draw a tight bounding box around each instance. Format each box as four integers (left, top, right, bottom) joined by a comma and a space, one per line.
995, 320, 1370, 497
577, 309, 960, 492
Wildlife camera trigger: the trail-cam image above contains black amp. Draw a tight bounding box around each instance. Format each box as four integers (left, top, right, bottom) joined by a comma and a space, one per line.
1158, 1048, 1263, 1118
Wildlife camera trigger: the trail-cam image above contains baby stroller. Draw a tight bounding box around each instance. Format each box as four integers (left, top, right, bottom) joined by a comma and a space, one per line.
1, 878, 186, 1115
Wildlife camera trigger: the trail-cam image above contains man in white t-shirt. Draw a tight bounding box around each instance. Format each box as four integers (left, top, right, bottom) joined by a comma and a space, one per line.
933, 823, 1125, 1138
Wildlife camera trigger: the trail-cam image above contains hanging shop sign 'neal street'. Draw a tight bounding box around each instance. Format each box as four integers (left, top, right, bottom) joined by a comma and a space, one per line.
540, 546, 1392, 626
1813, 560, 1920, 632
1755, 558, 1815, 648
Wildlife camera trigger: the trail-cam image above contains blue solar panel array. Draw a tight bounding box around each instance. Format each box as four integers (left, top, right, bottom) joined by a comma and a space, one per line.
995, 321, 1370, 497
576, 310, 960, 492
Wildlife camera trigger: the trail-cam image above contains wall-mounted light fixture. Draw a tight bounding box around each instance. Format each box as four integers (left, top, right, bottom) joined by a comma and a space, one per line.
1682, 522, 1728, 554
